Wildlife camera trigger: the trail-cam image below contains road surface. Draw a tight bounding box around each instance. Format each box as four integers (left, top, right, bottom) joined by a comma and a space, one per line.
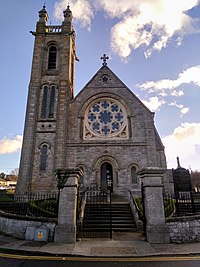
1, 253, 200, 267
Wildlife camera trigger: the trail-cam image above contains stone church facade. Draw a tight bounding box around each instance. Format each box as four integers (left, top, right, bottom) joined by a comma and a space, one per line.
16, 5, 170, 197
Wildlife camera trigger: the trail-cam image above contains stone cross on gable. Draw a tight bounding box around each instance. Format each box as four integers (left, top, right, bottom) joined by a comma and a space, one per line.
100, 54, 109, 66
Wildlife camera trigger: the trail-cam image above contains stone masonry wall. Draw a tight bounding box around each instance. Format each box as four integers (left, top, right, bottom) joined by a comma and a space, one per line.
166, 215, 200, 243
0, 213, 56, 241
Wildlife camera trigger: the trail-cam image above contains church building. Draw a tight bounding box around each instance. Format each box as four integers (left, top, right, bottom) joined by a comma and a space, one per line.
16, 5, 169, 197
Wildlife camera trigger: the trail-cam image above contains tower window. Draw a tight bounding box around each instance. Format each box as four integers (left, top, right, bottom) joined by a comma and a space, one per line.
49, 85, 55, 118
48, 46, 57, 70
41, 86, 48, 118
40, 85, 57, 119
40, 144, 48, 172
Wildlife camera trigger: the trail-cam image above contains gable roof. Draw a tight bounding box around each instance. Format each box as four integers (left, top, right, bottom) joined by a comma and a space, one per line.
73, 65, 153, 114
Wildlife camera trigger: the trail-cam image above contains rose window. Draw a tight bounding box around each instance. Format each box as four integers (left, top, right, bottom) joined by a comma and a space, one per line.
84, 99, 128, 139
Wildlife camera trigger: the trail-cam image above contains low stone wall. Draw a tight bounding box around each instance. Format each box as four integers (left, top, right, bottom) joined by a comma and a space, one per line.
0, 211, 56, 241
166, 214, 200, 243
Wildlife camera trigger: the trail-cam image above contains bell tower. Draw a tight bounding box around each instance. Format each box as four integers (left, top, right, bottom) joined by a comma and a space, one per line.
16, 5, 76, 193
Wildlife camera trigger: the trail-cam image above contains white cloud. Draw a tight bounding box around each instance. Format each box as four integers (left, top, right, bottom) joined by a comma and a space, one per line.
169, 101, 189, 115
142, 96, 165, 112
137, 65, 200, 116
138, 65, 200, 93
181, 107, 190, 115
171, 91, 184, 97
111, 15, 153, 58
54, 0, 200, 58
162, 123, 200, 170
103, 0, 200, 58
0, 135, 23, 154
93, 0, 136, 18
178, 65, 200, 86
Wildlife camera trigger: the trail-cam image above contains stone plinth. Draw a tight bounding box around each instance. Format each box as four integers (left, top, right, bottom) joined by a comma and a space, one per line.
138, 167, 169, 244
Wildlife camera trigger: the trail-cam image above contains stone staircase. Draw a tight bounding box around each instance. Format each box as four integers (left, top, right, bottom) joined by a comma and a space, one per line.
78, 196, 137, 237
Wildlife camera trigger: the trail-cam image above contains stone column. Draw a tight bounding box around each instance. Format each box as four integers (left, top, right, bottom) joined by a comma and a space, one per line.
138, 167, 169, 244
54, 168, 82, 243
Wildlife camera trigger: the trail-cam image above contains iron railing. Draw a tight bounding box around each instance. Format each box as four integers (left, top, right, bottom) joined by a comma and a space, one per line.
163, 191, 200, 216
0, 192, 59, 218
175, 192, 200, 216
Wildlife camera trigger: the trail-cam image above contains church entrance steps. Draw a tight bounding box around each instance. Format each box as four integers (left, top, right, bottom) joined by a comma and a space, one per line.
111, 194, 129, 204
77, 202, 138, 238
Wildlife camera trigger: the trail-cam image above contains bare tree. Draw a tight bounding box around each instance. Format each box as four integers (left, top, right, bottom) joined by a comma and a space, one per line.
191, 170, 200, 190
9, 168, 19, 176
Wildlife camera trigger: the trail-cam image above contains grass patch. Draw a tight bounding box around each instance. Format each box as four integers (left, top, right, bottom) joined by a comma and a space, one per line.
29, 199, 58, 217
0, 192, 14, 202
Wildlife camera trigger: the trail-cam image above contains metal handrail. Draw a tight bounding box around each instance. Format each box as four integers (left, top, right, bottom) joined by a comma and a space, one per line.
126, 189, 143, 230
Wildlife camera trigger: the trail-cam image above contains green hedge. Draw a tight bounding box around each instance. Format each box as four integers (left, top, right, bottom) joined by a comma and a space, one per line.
134, 197, 174, 221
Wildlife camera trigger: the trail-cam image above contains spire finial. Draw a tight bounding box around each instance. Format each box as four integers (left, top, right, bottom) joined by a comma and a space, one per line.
177, 157, 181, 168
63, 2, 72, 20
100, 54, 109, 66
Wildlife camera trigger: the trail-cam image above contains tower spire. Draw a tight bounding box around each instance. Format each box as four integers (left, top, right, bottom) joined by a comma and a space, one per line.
63, 4, 73, 22
38, 4, 48, 23
62, 4, 73, 33
177, 156, 181, 168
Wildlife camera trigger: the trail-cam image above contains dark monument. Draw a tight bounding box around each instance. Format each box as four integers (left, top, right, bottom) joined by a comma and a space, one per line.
172, 157, 192, 197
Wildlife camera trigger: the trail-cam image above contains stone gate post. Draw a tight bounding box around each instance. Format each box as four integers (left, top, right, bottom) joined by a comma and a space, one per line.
54, 168, 82, 243
138, 167, 169, 243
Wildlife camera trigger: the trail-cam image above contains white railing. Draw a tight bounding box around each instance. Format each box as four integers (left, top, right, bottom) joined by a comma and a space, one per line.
46, 26, 62, 33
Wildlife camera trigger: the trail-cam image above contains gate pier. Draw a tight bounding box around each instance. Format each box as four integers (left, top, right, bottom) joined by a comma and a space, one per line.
138, 167, 169, 244
54, 168, 82, 243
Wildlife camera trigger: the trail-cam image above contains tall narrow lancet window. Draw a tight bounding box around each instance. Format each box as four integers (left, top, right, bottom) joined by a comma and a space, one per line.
49, 85, 55, 118
40, 144, 48, 172
41, 86, 48, 118
131, 166, 137, 184
48, 46, 57, 70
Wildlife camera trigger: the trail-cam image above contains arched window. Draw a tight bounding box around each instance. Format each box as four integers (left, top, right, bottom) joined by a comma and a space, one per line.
48, 46, 57, 70
131, 166, 137, 184
40, 144, 48, 171
101, 162, 113, 192
49, 85, 55, 118
41, 86, 48, 118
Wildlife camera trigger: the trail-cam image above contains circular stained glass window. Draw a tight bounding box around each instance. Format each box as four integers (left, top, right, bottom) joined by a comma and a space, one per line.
85, 99, 127, 138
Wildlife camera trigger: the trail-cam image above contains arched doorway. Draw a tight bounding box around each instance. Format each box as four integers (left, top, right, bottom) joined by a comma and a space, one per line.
101, 162, 113, 192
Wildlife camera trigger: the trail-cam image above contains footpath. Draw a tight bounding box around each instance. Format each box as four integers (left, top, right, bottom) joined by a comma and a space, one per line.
0, 232, 200, 258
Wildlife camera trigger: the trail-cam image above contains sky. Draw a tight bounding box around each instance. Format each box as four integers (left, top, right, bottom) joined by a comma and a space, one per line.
0, 0, 200, 173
